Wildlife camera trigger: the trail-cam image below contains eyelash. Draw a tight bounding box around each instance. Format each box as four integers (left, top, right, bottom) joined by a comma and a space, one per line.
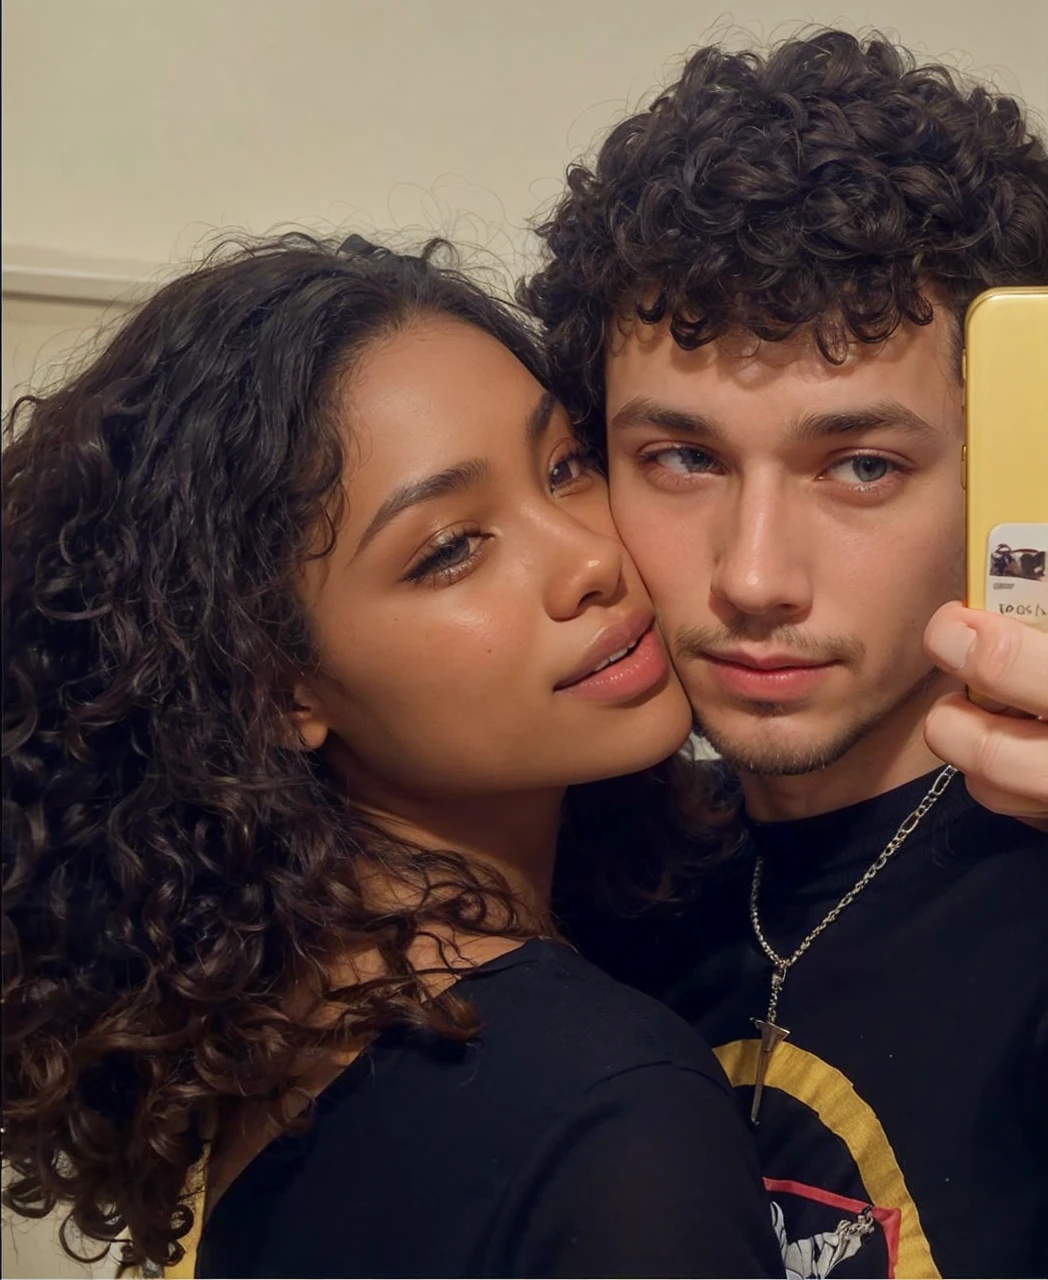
638, 447, 909, 493
549, 442, 601, 490
820, 452, 909, 488
405, 525, 489, 587
637, 446, 723, 484
405, 444, 596, 587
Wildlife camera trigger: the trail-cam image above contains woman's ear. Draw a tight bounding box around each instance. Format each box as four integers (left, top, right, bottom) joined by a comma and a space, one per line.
287, 680, 331, 752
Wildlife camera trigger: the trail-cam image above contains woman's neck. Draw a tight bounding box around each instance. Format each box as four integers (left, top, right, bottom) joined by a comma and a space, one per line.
324, 736, 566, 918
204, 787, 565, 1224
357, 787, 565, 920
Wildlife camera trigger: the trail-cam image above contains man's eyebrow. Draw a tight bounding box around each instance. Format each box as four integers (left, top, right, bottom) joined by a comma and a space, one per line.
789, 401, 940, 443
610, 395, 940, 446
608, 396, 727, 444
355, 458, 491, 556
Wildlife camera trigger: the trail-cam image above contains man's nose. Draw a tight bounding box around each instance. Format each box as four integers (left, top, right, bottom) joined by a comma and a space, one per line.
709, 479, 813, 620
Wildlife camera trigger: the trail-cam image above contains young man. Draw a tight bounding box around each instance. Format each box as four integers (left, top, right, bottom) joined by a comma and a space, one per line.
526, 31, 1048, 1279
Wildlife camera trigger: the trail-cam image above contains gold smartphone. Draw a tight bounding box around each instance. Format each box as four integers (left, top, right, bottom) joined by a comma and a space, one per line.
964, 287, 1048, 641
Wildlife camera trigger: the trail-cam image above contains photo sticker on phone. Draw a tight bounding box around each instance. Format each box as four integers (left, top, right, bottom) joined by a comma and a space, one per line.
986, 522, 1048, 630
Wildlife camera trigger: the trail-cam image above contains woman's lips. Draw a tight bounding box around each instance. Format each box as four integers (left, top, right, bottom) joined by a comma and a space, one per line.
702, 652, 839, 700
555, 625, 669, 702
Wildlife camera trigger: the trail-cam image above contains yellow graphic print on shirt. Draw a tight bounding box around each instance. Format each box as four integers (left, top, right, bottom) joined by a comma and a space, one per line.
715, 1039, 940, 1280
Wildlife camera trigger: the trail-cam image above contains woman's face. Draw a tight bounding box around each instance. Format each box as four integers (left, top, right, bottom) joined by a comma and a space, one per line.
295, 317, 692, 803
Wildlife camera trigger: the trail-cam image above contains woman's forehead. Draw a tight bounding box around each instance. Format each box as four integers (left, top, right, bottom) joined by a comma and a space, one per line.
341, 318, 545, 469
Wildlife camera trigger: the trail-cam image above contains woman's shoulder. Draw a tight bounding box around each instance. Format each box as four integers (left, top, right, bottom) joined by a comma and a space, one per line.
198, 938, 778, 1280
457, 937, 729, 1096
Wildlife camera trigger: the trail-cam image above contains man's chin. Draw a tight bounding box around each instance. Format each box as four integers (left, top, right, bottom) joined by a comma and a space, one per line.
691, 668, 945, 778
693, 700, 893, 778
694, 718, 865, 777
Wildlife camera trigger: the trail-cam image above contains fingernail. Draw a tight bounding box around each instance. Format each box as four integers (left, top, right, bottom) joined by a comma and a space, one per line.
928, 619, 976, 671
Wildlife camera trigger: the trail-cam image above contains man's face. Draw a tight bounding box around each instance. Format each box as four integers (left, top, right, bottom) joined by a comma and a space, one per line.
604, 312, 966, 776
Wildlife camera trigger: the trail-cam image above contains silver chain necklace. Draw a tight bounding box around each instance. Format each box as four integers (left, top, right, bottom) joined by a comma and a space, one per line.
746, 764, 957, 1123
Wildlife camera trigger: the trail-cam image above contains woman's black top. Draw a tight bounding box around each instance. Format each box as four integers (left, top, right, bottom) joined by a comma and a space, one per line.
197, 939, 782, 1278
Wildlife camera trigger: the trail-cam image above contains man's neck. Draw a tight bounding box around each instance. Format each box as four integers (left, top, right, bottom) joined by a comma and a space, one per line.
738, 682, 951, 822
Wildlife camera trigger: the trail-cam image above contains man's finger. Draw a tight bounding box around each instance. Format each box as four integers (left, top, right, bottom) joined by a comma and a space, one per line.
924, 602, 1048, 719
924, 692, 1048, 818
962, 777, 1048, 833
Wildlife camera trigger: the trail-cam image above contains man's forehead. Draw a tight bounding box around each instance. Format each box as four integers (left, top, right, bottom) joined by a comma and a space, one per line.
604, 309, 959, 391
603, 310, 963, 440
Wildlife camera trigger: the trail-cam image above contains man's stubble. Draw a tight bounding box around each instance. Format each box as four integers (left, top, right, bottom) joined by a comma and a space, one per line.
676, 622, 947, 778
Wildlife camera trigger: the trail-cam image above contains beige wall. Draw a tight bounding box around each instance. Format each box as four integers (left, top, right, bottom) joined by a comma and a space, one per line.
4, 0, 1047, 268
2, 1196, 115, 1280
5, 0, 1048, 405
2, 297, 129, 411
3, 0, 1046, 1275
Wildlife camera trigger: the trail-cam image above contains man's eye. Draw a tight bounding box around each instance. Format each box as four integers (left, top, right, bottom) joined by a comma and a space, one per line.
827, 455, 896, 485
643, 447, 720, 475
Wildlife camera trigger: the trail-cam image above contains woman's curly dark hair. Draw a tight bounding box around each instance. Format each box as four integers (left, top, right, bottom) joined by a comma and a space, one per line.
521, 28, 1048, 430
2, 233, 721, 1271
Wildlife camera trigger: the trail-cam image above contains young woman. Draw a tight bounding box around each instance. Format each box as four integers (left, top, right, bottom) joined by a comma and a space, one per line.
2, 236, 782, 1278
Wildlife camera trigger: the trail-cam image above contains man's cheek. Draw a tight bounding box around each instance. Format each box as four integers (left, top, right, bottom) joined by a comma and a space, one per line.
638, 536, 709, 609
611, 504, 671, 571
613, 489, 701, 568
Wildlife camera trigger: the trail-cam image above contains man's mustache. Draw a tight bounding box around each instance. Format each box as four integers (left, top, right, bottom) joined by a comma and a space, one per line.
673, 623, 866, 666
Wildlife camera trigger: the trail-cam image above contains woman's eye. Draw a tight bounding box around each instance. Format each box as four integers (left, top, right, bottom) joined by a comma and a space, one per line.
643, 446, 721, 475
407, 532, 485, 584
548, 448, 594, 492
826, 455, 896, 485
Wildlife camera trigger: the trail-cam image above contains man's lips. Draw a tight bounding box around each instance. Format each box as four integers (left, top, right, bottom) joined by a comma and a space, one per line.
703, 649, 837, 671
699, 649, 841, 700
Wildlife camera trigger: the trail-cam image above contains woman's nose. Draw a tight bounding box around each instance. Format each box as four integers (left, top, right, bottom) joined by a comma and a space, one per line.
543, 515, 627, 620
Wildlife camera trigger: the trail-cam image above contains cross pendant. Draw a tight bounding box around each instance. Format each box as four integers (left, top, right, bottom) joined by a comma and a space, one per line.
750, 967, 790, 1124
750, 1017, 789, 1123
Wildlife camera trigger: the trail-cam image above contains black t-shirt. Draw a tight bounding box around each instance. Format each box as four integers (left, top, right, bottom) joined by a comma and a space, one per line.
569, 771, 1048, 1279
197, 939, 783, 1279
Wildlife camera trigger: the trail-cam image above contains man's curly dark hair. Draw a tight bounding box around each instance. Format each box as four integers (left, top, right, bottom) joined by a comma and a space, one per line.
2, 233, 719, 1271
521, 28, 1048, 430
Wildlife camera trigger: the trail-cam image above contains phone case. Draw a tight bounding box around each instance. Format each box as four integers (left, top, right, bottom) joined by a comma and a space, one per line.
964, 287, 1048, 634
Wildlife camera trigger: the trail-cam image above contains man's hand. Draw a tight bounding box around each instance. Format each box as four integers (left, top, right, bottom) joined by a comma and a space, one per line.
924, 601, 1048, 832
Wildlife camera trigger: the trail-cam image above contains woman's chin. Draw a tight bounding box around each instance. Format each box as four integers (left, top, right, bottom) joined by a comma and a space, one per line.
561, 680, 695, 784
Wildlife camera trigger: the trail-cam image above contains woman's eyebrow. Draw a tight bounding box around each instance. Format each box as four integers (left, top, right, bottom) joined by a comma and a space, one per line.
526, 389, 558, 445
354, 391, 557, 558
354, 458, 491, 556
